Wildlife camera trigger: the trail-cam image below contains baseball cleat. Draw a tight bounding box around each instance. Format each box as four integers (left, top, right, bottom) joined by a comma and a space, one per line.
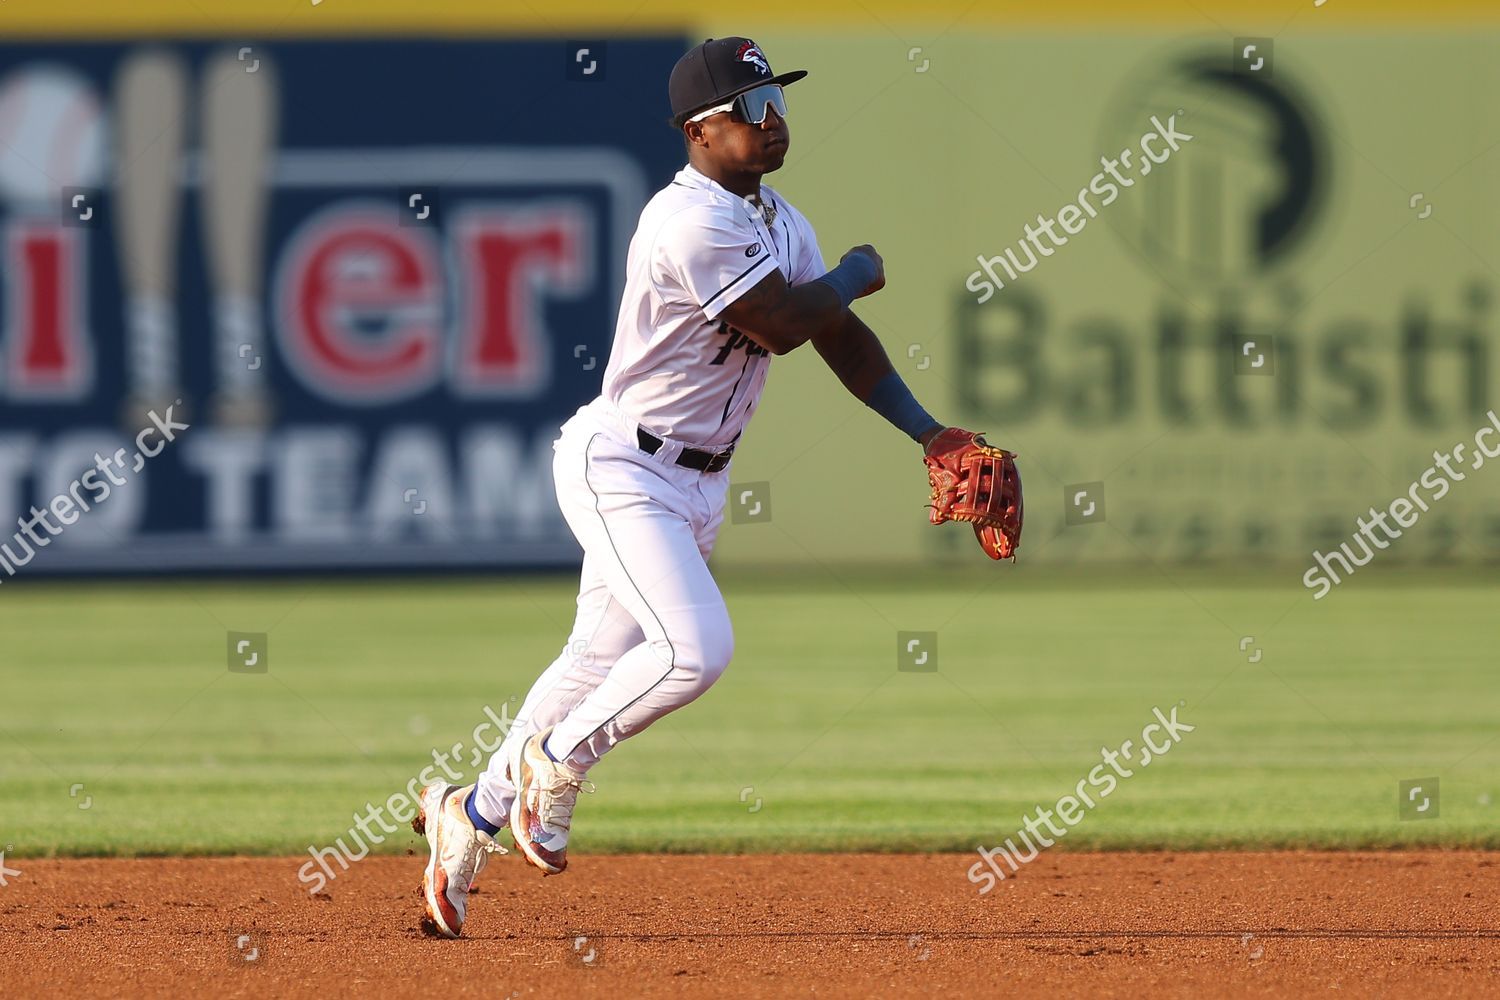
414, 782, 505, 938
509, 726, 594, 875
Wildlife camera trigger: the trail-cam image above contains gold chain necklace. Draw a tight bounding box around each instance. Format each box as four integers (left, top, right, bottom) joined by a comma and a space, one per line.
747, 191, 777, 228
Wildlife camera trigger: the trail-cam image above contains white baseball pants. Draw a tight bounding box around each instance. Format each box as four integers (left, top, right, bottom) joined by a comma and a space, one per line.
472, 400, 732, 825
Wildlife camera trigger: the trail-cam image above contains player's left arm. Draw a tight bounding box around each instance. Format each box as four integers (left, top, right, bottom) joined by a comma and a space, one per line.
811, 309, 945, 449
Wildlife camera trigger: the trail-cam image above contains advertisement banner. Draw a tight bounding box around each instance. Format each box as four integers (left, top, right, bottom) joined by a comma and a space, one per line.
0, 37, 685, 573
707, 32, 1500, 568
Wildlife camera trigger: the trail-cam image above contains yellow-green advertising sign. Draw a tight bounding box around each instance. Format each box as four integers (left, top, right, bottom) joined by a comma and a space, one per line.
711, 31, 1500, 568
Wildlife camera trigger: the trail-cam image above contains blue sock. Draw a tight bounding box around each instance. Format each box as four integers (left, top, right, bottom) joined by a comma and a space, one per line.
542, 737, 561, 764
464, 788, 503, 836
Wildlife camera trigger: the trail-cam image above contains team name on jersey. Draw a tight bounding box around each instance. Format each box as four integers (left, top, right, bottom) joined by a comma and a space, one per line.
709, 321, 769, 366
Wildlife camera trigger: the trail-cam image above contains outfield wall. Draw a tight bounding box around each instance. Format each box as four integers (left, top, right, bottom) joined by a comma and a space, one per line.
0, 2, 1495, 573
708, 29, 1500, 568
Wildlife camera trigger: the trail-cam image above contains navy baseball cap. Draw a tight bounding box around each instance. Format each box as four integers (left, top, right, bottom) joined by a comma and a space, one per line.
669, 37, 808, 126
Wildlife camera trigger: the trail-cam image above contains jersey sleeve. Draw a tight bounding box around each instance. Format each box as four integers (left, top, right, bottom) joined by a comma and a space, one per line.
654, 204, 780, 322
785, 206, 827, 287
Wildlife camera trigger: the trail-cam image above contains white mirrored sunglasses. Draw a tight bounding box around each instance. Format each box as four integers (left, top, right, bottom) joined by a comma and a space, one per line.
687, 84, 788, 125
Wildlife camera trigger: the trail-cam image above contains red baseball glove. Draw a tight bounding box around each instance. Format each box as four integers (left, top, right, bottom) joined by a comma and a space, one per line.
923, 428, 1023, 560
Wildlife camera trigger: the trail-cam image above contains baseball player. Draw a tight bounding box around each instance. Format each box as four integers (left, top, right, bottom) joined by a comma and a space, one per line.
413, 36, 1021, 938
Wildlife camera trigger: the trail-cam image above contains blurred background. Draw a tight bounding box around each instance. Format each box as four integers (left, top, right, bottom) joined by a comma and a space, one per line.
0, 0, 1496, 856
0, 2, 1495, 571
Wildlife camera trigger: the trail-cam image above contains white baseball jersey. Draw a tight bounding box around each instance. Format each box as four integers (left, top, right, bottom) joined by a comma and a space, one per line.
599, 163, 826, 448
472, 164, 826, 822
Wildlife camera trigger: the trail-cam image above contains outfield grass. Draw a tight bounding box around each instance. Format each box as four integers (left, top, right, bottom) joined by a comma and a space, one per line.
2, 566, 1497, 856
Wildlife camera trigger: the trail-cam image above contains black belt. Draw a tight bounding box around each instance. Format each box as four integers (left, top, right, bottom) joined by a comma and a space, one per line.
636, 427, 733, 473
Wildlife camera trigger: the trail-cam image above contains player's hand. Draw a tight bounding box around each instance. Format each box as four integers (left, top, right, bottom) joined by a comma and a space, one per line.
841, 245, 885, 298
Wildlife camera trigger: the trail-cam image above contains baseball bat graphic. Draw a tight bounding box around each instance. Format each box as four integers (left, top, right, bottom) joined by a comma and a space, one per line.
200, 48, 278, 426
113, 49, 188, 411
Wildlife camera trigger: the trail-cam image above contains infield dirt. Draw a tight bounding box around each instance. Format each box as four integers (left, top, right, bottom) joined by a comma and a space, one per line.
1, 852, 1495, 997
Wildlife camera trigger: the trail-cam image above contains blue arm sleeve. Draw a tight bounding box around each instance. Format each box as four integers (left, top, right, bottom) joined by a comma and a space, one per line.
865, 371, 941, 442
811, 252, 879, 309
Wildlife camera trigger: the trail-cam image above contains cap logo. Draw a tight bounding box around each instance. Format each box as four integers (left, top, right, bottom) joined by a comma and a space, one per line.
736, 41, 771, 76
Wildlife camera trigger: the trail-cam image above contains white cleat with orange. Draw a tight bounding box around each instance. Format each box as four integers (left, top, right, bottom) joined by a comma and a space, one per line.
413, 782, 505, 938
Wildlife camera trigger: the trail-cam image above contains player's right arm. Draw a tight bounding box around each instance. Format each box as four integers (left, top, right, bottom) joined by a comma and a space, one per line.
717, 245, 884, 356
